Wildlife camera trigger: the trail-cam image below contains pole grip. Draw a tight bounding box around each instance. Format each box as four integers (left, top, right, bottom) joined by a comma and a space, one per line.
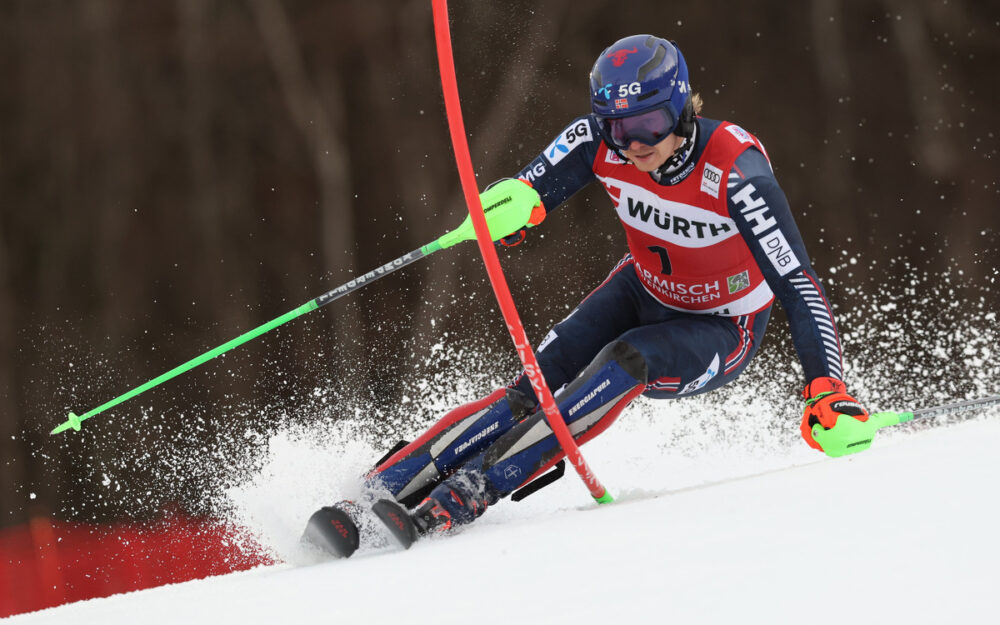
814, 395, 1000, 457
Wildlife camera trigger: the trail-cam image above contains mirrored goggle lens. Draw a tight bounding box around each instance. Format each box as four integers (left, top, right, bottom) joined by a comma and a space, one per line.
600, 108, 676, 149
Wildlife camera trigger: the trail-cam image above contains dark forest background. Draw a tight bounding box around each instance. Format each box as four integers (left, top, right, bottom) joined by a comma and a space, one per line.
1, 0, 997, 529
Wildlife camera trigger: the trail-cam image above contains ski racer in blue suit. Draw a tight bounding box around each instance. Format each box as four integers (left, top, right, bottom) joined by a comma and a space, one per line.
362, 35, 871, 537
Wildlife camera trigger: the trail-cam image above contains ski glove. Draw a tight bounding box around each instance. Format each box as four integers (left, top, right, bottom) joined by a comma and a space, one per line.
478, 178, 546, 247
801, 377, 870, 452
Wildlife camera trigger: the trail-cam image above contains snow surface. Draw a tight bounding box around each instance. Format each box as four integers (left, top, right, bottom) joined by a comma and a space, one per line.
9, 413, 999, 625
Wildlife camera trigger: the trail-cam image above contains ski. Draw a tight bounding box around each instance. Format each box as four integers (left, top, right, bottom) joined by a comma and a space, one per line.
301, 503, 362, 558
371, 499, 420, 550
302, 499, 422, 558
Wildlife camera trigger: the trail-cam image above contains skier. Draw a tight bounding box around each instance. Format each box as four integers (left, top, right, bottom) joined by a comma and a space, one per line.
307, 34, 870, 555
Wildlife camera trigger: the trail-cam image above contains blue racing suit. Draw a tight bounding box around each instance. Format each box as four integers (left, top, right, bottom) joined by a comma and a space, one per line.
365, 116, 844, 525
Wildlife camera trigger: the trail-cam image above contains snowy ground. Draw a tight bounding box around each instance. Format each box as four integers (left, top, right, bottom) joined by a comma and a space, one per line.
9, 410, 998, 625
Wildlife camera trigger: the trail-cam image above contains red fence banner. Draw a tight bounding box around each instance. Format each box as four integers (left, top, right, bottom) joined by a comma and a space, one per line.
0, 515, 273, 618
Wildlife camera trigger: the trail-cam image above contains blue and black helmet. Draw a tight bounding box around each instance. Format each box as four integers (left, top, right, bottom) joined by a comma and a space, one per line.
590, 35, 695, 150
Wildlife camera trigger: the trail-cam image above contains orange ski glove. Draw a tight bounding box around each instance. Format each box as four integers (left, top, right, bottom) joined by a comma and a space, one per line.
801, 377, 870, 452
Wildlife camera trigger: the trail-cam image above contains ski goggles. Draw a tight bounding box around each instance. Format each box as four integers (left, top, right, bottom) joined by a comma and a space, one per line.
596, 106, 678, 150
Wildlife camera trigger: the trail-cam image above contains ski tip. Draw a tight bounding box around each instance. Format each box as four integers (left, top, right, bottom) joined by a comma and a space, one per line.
302, 506, 361, 559
372, 499, 419, 550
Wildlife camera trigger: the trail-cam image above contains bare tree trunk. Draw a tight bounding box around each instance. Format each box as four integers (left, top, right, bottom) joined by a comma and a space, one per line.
30, 5, 89, 316
809, 0, 860, 241
884, 0, 958, 178
179, 0, 221, 246
81, 0, 134, 342
0, 224, 24, 525
178, 0, 256, 409
247, 0, 363, 391
395, 0, 575, 396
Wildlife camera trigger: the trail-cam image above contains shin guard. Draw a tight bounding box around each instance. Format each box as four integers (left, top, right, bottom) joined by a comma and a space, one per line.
483, 340, 647, 495
364, 388, 534, 507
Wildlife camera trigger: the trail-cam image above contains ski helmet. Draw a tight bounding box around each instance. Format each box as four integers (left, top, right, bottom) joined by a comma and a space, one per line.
590, 35, 694, 151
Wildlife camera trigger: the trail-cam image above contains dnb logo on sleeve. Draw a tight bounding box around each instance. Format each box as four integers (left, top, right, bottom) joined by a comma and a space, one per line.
544, 120, 593, 166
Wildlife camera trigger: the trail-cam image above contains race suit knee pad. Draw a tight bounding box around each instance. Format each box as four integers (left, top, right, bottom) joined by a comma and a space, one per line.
364, 388, 534, 507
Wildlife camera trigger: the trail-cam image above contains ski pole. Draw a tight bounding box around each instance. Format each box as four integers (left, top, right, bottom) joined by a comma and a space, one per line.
811, 394, 1000, 457
50, 192, 538, 436
432, 0, 612, 503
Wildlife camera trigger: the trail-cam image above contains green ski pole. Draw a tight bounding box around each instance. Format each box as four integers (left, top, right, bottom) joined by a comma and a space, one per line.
51, 180, 542, 435
811, 394, 1000, 457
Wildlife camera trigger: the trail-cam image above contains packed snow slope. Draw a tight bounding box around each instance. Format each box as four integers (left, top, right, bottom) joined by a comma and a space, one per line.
10, 414, 998, 625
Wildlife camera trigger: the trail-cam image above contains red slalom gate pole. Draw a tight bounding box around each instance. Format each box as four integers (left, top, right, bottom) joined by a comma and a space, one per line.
430, 0, 612, 503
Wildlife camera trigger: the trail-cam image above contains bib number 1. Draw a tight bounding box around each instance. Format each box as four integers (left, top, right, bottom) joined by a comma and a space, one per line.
648, 245, 672, 275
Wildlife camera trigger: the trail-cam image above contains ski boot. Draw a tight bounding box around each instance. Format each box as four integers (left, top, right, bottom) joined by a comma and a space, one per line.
371, 496, 454, 550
